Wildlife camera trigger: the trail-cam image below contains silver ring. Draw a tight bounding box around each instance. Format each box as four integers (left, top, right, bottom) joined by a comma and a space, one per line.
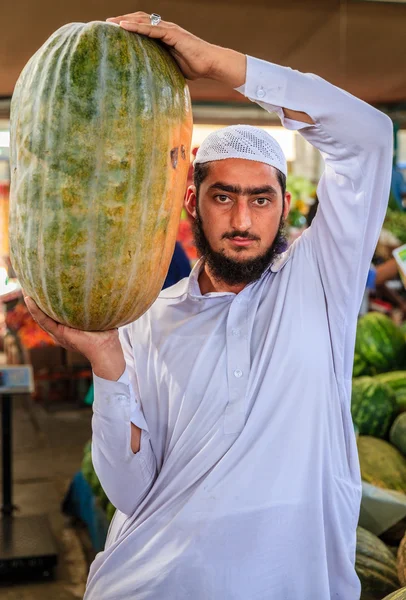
150, 13, 161, 26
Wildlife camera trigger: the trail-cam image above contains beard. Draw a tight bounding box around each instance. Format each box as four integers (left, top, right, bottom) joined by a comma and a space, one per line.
192, 207, 288, 286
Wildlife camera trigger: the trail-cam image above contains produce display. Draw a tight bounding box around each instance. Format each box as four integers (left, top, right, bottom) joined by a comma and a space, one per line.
355, 313, 406, 375
382, 589, 406, 600
355, 526, 399, 599
354, 352, 370, 378
357, 437, 406, 494
376, 373, 406, 414
391, 415, 406, 458
351, 377, 397, 438
398, 532, 406, 587
348, 309, 406, 598
9, 21, 193, 331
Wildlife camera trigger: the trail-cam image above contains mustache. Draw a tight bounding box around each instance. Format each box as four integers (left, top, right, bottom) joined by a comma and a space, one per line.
221, 231, 260, 241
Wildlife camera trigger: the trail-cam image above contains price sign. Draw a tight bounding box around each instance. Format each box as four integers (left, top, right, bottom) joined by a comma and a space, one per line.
0, 366, 34, 394
393, 244, 406, 290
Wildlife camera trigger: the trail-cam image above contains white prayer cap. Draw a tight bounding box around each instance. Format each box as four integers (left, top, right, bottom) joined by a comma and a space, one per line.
194, 124, 287, 177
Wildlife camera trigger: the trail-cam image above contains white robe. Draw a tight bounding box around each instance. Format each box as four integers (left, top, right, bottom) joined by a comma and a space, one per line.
85, 55, 393, 599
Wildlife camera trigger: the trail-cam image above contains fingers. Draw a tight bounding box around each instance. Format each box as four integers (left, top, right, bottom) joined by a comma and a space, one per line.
119, 20, 168, 39
24, 297, 60, 338
106, 11, 150, 24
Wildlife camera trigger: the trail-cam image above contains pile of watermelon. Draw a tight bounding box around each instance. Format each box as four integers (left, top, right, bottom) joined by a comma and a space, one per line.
351, 313, 406, 598
352, 312, 406, 439
354, 435, 406, 599
354, 312, 406, 377
81, 441, 116, 523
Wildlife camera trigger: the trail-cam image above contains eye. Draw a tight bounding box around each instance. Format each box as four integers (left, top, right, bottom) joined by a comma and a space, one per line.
215, 195, 231, 204
253, 197, 271, 206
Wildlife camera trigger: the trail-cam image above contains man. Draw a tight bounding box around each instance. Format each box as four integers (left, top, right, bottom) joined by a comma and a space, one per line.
26, 11, 393, 599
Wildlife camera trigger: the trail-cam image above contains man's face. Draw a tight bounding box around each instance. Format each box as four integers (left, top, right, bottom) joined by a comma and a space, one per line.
185, 158, 291, 285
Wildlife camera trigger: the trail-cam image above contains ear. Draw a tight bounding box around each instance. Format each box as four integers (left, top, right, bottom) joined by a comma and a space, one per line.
283, 191, 292, 220
185, 185, 197, 220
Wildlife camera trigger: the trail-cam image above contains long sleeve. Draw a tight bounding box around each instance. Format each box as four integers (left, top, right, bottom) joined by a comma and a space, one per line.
237, 56, 393, 381
91, 325, 157, 516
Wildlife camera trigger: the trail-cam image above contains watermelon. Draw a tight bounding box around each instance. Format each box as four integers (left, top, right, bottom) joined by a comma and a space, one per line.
355, 313, 406, 375
382, 589, 406, 600
376, 372, 406, 413
354, 352, 371, 377
398, 531, 406, 587
357, 436, 406, 493
356, 526, 400, 599
351, 377, 397, 438
9, 21, 193, 331
390, 414, 406, 457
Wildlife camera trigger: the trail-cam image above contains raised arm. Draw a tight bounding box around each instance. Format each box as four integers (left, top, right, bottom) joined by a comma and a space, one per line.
107, 12, 393, 382
236, 57, 392, 381
107, 11, 314, 126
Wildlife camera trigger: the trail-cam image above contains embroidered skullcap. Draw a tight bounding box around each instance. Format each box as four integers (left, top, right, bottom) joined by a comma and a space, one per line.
194, 124, 287, 176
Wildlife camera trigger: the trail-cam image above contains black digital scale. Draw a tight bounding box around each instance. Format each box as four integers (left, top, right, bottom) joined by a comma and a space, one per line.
0, 365, 58, 580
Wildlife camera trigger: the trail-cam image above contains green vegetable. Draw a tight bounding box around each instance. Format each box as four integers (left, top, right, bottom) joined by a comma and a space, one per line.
381, 588, 406, 600
9, 21, 193, 331
351, 377, 397, 438
356, 526, 399, 600
355, 313, 406, 375
375, 372, 406, 413
390, 413, 406, 457
357, 436, 406, 493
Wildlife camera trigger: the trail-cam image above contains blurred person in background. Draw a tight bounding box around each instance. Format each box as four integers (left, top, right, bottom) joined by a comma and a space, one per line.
390, 162, 406, 211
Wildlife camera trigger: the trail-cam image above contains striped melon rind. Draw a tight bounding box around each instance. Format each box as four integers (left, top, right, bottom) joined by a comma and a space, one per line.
9, 21, 193, 330
376, 372, 406, 413
357, 436, 406, 494
382, 587, 406, 599
351, 377, 397, 438
355, 313, 406, 375
390, 414, 406, 457
356, 526, 400, 600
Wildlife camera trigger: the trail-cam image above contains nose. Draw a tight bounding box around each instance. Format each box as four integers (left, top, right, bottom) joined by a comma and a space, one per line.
230, 201, 252, 231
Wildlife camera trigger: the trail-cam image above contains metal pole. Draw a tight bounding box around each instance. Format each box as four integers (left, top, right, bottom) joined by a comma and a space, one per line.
1, 394, 13, 515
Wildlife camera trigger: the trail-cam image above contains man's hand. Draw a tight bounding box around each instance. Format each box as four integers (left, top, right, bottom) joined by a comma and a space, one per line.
106, 12, 246, 88
107, 12, 314, 125
24, 297, 126, 381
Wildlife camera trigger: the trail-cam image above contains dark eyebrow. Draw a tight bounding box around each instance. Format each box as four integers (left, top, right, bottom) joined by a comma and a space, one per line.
208, 182, 278, 196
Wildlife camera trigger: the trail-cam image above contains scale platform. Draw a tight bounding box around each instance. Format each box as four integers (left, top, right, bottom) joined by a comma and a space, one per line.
0, 365, 58, 580
0, 515, 58, 579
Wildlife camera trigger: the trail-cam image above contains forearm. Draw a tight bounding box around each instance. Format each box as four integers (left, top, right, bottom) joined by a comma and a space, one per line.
375, 258, 400, 286
92, 373, 156, 515
92, 415, 156, 516
236, 56, 392, 152
210, 48, 313, 124
91, 348, 126, 381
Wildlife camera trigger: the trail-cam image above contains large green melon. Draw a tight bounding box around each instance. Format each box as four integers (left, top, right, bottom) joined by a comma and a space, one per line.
355, 313, 406, 375
376, 372, 406, 413
356, 526, 400, 600
390, 413, 406, 457
357, 436, 406, 493
351, 376, 397, 438
382, 588, 406, 600
9, 21, 193, 330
